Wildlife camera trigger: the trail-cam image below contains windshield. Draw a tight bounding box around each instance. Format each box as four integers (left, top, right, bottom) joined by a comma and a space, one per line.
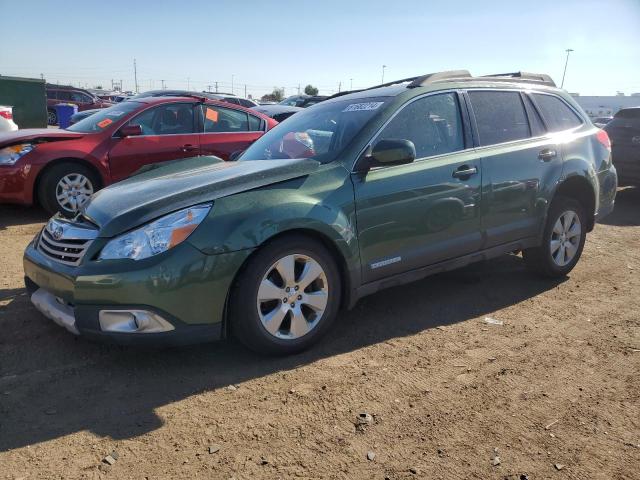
240, 97, 388, 163
67, 101, 142, 133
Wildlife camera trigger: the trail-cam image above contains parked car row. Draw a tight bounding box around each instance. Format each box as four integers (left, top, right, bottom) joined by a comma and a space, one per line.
0, 95, 276, 214
13, 70, 619, 355
46, 84, 113, 125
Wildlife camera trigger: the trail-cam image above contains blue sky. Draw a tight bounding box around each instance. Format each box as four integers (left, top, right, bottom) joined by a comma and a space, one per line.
1, 0, 639, 97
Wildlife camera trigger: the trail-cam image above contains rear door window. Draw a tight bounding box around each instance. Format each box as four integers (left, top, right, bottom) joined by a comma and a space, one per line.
532, 94, 582, 132
202, 105, 249, 132
377, 92, 465, 159
468, 91, 530, 146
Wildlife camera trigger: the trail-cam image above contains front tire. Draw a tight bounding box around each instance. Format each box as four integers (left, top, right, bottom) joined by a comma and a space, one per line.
229, 235, 341, 355
38, 163, 100, 216
523, 196, 587, 277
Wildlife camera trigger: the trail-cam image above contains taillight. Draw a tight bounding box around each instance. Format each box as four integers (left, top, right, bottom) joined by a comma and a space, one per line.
0, 110, 12, 120
596, 129, 611, 151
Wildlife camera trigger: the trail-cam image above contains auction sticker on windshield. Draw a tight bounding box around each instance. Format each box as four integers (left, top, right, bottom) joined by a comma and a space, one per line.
97, 118, 113, 128
343, 102, 384, 112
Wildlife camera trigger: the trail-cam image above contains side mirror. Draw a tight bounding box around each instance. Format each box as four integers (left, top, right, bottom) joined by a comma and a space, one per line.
356, 138, 416, 171
118, 124, 143, 137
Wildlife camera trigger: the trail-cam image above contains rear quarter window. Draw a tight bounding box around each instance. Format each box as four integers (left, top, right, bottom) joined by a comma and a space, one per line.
468, 91, 530, 146
532, 94, 583, 132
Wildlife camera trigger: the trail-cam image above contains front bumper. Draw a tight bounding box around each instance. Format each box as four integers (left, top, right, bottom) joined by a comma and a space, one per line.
23, 239, 253, 346
0, 163, 35, 205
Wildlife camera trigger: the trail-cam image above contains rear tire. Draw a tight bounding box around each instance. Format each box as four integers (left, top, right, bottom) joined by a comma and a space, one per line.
523, 196, 587, 278
229, 234, 341, 355
38, 163, 100, 216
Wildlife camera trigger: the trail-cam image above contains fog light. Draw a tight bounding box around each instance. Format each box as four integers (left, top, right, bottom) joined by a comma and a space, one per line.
99, 310, 175, 333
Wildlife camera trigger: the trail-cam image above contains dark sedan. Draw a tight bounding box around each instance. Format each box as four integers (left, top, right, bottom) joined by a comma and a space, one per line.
250, 104, 303, 123
604, 107, 640, 184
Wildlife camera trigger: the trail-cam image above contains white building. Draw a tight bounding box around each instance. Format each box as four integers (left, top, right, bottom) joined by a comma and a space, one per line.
572, 95, 640, 118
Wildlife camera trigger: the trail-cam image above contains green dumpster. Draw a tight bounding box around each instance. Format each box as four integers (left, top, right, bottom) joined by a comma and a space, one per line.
0, 75, 47, 128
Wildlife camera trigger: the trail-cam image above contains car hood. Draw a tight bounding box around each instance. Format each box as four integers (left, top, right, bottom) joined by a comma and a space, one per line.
0, 128, 85, 147
83, 156, 321, 237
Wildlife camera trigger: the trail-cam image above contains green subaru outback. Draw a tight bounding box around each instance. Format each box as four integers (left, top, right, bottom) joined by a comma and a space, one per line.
23, 70, 617, 354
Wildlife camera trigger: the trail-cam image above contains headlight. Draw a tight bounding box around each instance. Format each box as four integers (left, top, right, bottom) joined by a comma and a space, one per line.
99, 204, 212, 261
0, 144, 35, 166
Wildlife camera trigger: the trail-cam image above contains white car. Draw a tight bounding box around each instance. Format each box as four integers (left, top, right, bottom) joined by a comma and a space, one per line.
0, 106, 18, 132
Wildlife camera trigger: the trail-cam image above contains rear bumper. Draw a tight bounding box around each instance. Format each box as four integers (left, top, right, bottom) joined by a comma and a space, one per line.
23, 239, 253, 347
595, 163, 618, 224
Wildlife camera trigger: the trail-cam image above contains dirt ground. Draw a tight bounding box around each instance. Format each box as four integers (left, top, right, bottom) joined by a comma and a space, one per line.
0, 188, 638, 480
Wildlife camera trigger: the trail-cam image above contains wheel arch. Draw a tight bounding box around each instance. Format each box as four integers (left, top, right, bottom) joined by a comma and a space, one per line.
33, 157, 105, 205
220, 227, 355, 339
552, 175, 597, 231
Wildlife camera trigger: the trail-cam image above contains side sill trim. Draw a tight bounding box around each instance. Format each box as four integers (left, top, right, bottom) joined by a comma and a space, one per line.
348, 237, 538, 308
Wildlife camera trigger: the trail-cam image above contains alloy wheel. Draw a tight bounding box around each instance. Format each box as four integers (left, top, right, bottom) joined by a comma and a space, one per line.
550, 210, 582, 267
256, 254, 329, 340
55, 173, 94, 213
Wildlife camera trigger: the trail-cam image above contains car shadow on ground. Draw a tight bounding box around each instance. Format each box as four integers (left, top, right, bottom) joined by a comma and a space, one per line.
599, 186, 639, 227
0, 205, 49, 231
0, 254, 566, 452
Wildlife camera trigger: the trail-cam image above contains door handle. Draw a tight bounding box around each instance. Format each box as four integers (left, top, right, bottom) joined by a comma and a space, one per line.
452, 165, 478, 179
181, 144, 197, 153
538, 149, 557, 161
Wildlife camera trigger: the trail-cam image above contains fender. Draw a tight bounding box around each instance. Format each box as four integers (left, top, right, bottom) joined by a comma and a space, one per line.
187, 164, 362, 301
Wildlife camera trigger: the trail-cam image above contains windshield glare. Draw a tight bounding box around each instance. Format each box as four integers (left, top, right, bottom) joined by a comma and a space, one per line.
66, 101, 141, 133
240, 97, 388, 163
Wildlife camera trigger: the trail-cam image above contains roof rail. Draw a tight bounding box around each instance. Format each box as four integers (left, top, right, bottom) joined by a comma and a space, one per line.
480, 71, 556, 87
325, 70, 557, 101
407, 70, 472, 88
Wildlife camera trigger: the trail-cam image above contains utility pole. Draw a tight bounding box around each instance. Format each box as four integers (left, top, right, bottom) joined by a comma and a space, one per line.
40, 73, 44, 80
297, 84, 301, 94
215, 81, 218, 93
161, 79, 165, 90
207, 84, 212, 93
133, 58, 139, 93
350, 78, 353, 90
244, 84, 247, 98
120, 79, 123, 92
381, 65, 387, 84
338, 81, 341, 93
187, 77, 190, 90
561, 48, 574, 89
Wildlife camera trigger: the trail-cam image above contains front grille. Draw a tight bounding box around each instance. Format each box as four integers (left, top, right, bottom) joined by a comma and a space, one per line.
36, 217, 98, 266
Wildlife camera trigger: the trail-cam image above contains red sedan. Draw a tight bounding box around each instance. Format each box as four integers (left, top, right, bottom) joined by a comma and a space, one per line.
0, 96, 277, 215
